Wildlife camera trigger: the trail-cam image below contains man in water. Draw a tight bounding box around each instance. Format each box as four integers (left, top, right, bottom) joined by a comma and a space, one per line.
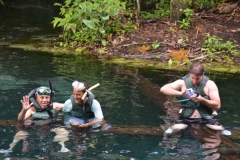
12, 86, 69, 153
62, 81, 105, 129
18, 86, 64, 121
160, 62, 225, 133
0, 86, 70, 154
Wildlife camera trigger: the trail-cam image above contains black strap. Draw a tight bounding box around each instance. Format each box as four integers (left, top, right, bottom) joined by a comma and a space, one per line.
48, 80, 54, 119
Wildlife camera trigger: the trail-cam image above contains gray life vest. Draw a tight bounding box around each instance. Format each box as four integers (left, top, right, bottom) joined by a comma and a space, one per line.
181, 74, 213, 119
69, 95, 94, 119
28, 89, 58, 120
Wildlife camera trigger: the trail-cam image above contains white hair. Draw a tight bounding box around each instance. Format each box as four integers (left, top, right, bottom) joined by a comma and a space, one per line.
72, 81, 86, 90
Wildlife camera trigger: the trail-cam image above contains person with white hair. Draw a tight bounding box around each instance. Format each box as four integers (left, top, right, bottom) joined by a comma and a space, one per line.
63, 81, 104, 129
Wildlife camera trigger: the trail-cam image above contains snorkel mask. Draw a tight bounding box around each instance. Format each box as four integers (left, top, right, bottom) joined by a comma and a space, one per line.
35, 86, 52, 96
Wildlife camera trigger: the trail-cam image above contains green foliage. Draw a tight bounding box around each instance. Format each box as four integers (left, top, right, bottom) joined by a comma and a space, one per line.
151, 40, 160, 50
177, 8, 194, 29
169, 27, 175, 32
179, 35, 188, 47
194, 0, 224, 10
140, 0, 170, 18
52, 0, 137, 48
168, 58, 173, 65
0, 0, 3, 5
178, 18, 191, 29
203, 34, 239, 61
183, 8, 194, 18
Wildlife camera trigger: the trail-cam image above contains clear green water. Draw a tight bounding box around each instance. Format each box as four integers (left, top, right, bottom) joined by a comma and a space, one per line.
0, 1, 240, 160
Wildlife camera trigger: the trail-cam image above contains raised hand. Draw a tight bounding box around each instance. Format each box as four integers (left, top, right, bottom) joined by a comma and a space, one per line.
20, 96, 33, 111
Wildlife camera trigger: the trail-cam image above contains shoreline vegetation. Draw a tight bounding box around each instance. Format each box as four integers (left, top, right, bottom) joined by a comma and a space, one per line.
8, 43, 240, 73
1, 0, 240, 73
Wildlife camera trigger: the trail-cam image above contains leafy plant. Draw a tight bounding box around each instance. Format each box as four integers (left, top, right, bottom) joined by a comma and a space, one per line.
203, 34, 239, 62
140, 0, 170, 19
179, 35, 188, 47
194, 0, 224, 10
52, 0, 137, 49
184, 8, 194, 18
178, 18, 191, 29
177, 8, 194, 29
169, 27, 175, 32
168, 58, 173, 65
151, 40, 160, 50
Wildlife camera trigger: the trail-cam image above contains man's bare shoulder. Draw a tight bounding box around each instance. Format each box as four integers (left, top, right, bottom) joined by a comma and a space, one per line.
206, 79, 217, 87
165, 79, 185, 90
172, 79, 185, 85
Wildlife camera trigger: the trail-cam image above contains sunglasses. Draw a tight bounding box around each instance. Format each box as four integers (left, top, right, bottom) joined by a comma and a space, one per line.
36, 87, 51, 96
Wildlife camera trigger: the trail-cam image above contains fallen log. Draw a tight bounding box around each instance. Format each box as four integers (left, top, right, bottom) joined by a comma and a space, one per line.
1, 119, 240, 142
1, 119, 240, 158
105, 125, 164, 136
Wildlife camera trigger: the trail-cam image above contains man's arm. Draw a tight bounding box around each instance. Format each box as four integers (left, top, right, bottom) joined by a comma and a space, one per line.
53, 102, 64, 111
196, 80, 221, 110
18, 109, 27, 121
160, 79, 186, 96
81, 118, 104, 127
18, 108, 34, 121
79, 99, 103, 127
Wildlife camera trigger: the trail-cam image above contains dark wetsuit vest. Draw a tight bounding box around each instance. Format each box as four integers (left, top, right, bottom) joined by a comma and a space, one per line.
181, 74, 213, 120
28, 89, 58, 120
69, 95, 94, 119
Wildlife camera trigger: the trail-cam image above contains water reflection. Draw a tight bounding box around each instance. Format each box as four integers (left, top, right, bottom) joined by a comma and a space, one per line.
157, 122, 222, 160
0, 122, 69, 158
3, 123, 70, 155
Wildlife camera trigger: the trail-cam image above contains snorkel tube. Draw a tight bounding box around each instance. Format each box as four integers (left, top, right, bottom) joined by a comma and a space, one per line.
48, 80, 54, 119
49, 80, 54, 108
81, 83, 100, 101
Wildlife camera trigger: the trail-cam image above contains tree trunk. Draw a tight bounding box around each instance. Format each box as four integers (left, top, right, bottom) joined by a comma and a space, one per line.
170, 0, 189, 22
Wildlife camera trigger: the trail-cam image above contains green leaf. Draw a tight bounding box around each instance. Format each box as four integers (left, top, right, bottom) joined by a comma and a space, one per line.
79, 4, 85, 10
101, 15, 109, 21
75, 47, 86, 53
99, 28, 105, 34
82, 19, 95, 29
65, 23, 76, 33
52, 17, 62, 28
102, 40, 107, 46
54, 3, 61, 6
0, 0, 4, 5
86, 7, 92, 16
109, 10, 119, 16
